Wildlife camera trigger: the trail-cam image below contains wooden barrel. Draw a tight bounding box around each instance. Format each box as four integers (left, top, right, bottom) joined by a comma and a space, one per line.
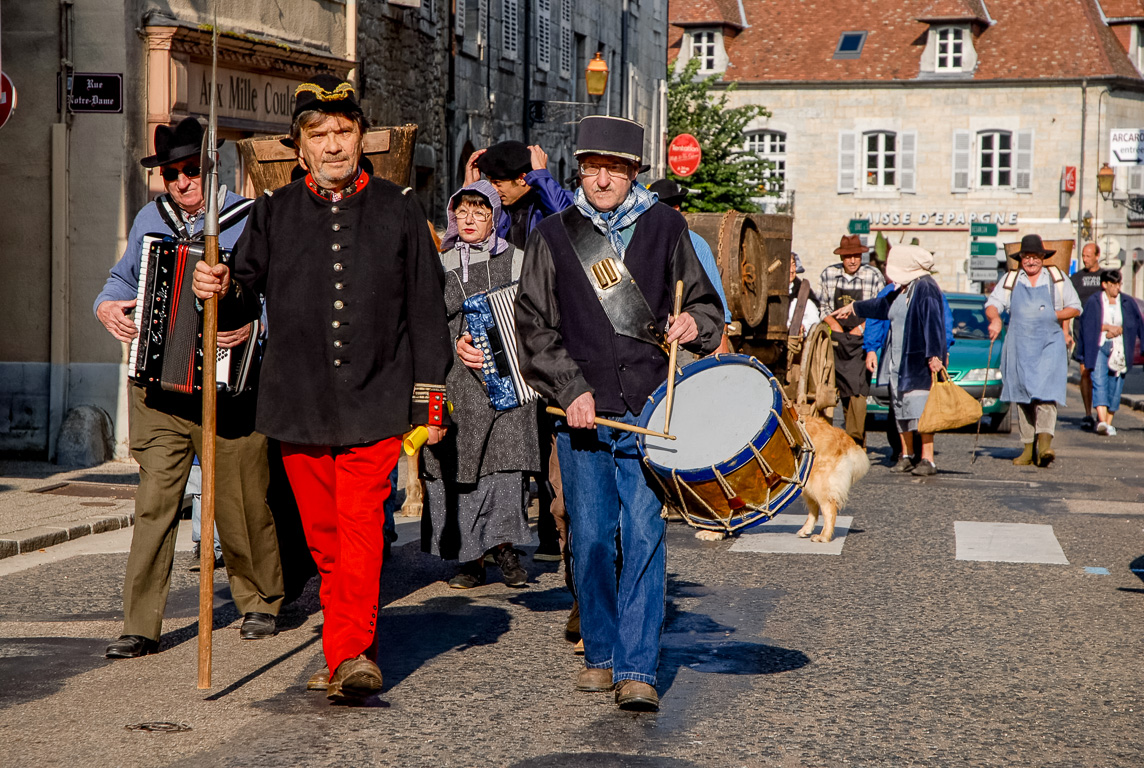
1002, 238, 1073, 273
684, 211, 792, 337
236, 125, 419, 194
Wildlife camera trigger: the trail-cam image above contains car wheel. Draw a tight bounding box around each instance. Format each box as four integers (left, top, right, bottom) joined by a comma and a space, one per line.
988, 409, 1012, 434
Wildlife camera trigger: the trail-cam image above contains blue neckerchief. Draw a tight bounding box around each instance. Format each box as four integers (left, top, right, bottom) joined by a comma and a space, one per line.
573, 184, 658, 261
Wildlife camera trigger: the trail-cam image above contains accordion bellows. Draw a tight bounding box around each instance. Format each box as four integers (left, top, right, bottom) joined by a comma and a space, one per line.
462, 283, 540, 411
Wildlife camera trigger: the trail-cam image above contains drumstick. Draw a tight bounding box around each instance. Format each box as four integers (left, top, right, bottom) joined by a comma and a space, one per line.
545, 407, 676, 440
663, 280, 685, 434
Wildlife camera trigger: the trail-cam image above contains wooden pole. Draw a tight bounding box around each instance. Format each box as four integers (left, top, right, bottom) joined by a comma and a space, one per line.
198, 21, 220, 691
545, 407, 676, 440
662, 280, 684, 435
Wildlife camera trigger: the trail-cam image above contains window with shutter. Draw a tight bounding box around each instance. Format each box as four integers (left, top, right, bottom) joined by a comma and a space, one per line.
536, 0, 551, 72
502, 0, 519, 61
560, 0, 573, 77
978, 130, 1012, 187
838, 131, 857, 193
863, 131, 897, 189
1127, 166, 1144, 196
900, 131, 917, 193
1014, 129, 1033, 192
456, 0, 466, 36
951, 130, 971, 193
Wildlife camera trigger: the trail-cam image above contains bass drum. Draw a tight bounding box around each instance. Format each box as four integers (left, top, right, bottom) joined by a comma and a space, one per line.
638, 354, 814, 533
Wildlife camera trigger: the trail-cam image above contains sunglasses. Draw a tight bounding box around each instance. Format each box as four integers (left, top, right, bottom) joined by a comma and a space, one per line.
161, 164, 202, 182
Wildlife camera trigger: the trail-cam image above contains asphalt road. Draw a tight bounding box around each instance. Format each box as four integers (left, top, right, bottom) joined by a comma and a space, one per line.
1, 396, 1142, 767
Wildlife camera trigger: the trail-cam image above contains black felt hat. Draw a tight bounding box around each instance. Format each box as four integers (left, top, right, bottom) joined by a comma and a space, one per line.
648, 178, 687, 206
574, 116, 644, 164
140, 117, 221, 168
475, 141, 533, 180
1017, 234, 1056, 258
292, 74, 362, 121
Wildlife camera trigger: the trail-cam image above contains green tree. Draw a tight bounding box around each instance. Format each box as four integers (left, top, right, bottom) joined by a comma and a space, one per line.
666, 58, 773, 213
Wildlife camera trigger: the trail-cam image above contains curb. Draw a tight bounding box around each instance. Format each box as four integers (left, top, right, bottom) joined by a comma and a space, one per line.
0, 513, 135, 560
1067, 372, 1144, 413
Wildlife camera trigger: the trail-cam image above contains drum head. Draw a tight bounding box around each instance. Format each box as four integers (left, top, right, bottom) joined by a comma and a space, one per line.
640, 356, 779, 472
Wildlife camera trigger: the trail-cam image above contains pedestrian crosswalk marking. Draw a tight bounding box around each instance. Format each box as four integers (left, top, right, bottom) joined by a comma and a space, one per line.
954, 521, 1069, 564
1084, 567, 1110, 575
1064, 500, 1144, 516
728, 516, 852, 555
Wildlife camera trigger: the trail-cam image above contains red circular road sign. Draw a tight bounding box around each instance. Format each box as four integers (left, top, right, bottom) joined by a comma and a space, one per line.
0, 73, 16, 130
667, 133, 702, 177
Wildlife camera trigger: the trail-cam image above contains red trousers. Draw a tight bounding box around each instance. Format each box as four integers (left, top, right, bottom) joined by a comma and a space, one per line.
280, 438, 399, 674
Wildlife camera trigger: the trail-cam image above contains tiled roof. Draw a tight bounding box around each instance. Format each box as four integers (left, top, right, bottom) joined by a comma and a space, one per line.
670, 0, 746, 28
1100, 0, 1144, 20
916, 0, 989, 22
668, 0, 1143, 83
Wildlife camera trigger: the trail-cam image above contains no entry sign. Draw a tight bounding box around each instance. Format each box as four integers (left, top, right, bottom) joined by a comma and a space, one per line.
668, 133, 702, 177
0, 72, 16, 130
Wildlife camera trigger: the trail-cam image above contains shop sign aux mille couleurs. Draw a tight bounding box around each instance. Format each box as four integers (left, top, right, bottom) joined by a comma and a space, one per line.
188, 62, 296, 130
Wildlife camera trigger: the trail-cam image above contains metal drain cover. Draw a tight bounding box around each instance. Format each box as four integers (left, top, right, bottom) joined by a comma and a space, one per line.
125, 722, 193, 733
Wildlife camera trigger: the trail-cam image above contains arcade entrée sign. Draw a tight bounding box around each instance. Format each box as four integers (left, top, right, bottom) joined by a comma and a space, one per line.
667, 133, 702, 177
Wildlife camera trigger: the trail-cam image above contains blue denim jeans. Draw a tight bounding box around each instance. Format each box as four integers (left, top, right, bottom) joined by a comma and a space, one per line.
557, 411, 666, 686
1092, 341, 1125, 413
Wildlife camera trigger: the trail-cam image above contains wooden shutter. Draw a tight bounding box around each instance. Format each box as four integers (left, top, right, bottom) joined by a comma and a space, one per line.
1015, 129, 1034, 192
838, 130, 858, 193
560, 0, 573, 77
899, 130, 917, 194
536, 0, 551, 72
502, 0, 519, 61
1128, 165, 1144, 196
951, 130, 971, 193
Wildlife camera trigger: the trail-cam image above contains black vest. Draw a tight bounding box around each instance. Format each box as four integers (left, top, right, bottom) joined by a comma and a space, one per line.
535, 204, 687, 416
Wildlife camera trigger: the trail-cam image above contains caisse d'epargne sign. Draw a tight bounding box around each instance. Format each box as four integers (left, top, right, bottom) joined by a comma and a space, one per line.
1110, 129, 1144, 166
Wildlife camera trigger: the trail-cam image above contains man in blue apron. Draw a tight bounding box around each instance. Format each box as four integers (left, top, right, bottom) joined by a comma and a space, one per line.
985, 234, 1081, 467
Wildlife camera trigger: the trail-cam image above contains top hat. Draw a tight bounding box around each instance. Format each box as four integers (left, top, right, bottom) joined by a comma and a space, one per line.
140, 117, 222, 169
1017, 234, 1056, 258
475, 141, 533, 180
574, 116, 644, 165
647, 178, 687, 206
833, 234, 868, 256
292, 74, 363, 121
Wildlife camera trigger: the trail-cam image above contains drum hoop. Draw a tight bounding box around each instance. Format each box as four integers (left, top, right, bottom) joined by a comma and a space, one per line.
637, 353, 786, 482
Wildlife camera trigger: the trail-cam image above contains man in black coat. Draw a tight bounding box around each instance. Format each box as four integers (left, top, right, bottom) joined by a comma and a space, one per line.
194, 75, 452, 702
516, 116, 722, 712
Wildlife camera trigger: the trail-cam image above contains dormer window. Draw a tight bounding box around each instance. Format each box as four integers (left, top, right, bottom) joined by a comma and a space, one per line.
936, 27, 964, 71
833, 31, 867, 60
692, 30, 717, 72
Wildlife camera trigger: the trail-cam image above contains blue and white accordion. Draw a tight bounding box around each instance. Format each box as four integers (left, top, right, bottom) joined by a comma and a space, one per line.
462, 282, 540, 411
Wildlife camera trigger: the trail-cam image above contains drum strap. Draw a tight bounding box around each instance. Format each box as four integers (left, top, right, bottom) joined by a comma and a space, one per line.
560, 208, 667, 353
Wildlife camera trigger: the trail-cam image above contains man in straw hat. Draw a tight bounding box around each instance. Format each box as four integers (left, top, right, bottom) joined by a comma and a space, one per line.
516, 116, 723, 712
819, 234, 886, 446
985, 234, 1081, 467
193, 74, 452, 701
95, 117, 284, 660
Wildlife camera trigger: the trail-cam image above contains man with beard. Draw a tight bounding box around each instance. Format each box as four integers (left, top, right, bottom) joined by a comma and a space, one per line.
194, 75, 452, 701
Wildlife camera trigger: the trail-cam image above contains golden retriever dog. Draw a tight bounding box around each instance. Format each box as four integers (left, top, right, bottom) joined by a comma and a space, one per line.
693, 414, 869, 543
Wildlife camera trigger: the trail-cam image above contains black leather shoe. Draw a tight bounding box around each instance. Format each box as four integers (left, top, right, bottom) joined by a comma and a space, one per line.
105, 635, 159, 659
239, 612, 278, 640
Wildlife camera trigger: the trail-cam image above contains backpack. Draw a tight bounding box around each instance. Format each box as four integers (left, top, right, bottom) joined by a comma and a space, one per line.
1000, 265, 1066, 311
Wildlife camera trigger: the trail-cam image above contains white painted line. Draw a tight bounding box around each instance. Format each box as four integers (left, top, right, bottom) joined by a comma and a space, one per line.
728, 516, 853, 555
1064, 500, 1144, 516
954, 521, 1069, 565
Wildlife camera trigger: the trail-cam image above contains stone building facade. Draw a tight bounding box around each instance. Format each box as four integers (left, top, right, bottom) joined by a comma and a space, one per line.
0, 0, 353, 459
357, 0, 671, 224
669, 0, 1144, 296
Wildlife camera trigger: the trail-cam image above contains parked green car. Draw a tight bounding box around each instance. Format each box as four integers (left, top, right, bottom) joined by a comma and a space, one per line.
866, 292, 1010, 432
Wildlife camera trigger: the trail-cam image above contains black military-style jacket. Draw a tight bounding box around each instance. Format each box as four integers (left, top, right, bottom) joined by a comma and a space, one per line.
515, 202, 722, 416
225, 174, 452, 447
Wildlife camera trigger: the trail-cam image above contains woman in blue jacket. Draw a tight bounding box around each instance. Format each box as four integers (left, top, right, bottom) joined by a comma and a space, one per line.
833, 245, 948, 475
1075, 269, 1143, 436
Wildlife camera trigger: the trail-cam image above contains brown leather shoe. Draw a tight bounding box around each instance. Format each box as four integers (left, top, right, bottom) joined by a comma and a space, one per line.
575, 667, 614, 692
615, 680, 659, 711
327, 655, 383, 701
306, 667, 329, 691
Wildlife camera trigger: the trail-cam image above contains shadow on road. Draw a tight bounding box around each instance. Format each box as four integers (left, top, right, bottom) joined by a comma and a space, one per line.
509, 754, 698, 768
0, 637, 108, 711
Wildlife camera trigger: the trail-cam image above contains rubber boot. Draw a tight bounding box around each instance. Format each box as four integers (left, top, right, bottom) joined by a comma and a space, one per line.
1036, 433, 1055, 467
1012, 442, 1035, 466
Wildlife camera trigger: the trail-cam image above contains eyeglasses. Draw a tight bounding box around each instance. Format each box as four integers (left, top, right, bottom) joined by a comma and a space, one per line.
454, 208, 491, 222
579, 162, 632, 178
161, 164, 202, 182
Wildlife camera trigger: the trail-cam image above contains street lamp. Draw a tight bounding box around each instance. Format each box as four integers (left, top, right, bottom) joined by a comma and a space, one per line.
1096, 161, 1144, 214
527, 51, 611, 126
585, 52, 609, 98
